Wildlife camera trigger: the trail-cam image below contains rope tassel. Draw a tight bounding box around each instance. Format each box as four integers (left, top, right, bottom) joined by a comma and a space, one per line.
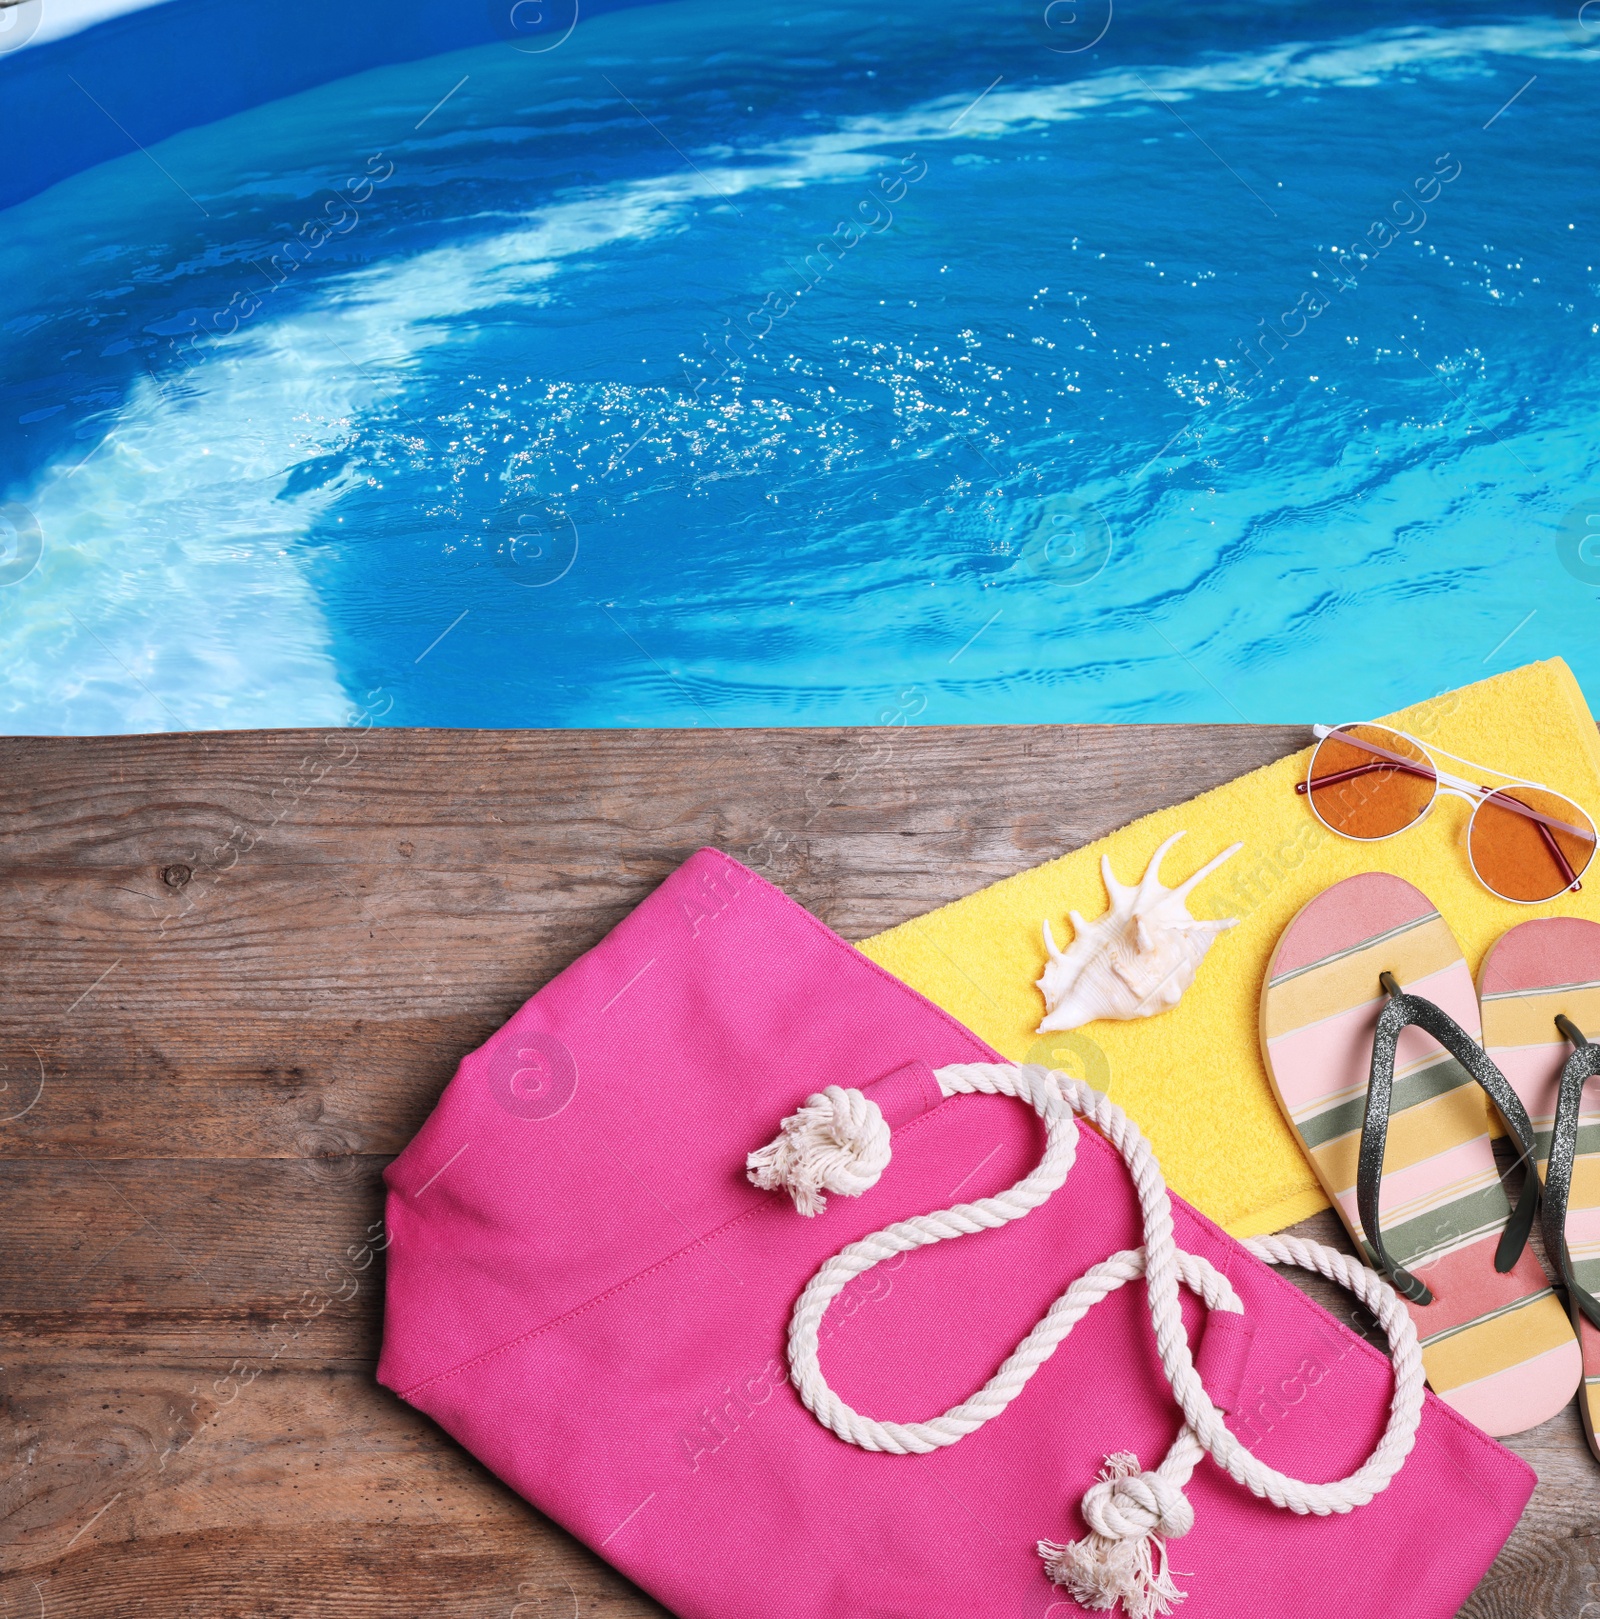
1038, 1449, 1194, 1617
745, 1085, 891, 1216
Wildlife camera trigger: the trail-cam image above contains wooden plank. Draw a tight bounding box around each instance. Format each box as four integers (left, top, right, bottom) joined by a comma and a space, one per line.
2, 1360, 667, 1617
0, 725, 1303, 1023
0, 1157, 387, 1360
0, 723, 1590, 1618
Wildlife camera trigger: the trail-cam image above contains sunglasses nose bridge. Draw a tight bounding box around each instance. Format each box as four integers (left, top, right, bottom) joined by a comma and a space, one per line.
1457, 806, 1475, 852
1432, 781, 1480, 806
1427, 782, 1478, 840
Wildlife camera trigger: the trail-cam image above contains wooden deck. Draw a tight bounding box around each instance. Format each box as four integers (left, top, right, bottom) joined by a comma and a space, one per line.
0, 723, 1590, 1618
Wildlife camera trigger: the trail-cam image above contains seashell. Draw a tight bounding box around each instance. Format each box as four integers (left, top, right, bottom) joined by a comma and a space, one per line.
1035, 831, 1242, 1034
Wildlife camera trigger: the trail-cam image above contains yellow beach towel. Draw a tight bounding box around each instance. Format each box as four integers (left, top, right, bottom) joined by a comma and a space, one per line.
859, 658, 1600, 1238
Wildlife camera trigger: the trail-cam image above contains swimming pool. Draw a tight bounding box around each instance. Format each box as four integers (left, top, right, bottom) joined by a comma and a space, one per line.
2, 0, 1597, 732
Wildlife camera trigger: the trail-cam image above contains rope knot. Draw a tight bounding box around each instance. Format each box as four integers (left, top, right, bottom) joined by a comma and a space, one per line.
1039, 1452, 1192, 1618
746, 1085, 890, 1217
1081, 1453, 1194, 1542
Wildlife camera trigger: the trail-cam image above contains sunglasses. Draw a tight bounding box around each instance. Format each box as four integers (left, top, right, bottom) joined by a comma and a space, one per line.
1295, 722, 1597, 905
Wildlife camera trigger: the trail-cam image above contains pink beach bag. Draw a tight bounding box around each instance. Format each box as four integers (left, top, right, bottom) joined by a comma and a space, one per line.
378, 848, 1533, 1618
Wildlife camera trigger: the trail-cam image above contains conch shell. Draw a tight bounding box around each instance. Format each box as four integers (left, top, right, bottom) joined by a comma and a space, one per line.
1035, 831, 1242, 1033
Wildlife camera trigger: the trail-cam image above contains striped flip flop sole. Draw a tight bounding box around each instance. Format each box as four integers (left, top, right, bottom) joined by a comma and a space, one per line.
1480, 916, 1600, 1461
1261, 872, 1579, 1437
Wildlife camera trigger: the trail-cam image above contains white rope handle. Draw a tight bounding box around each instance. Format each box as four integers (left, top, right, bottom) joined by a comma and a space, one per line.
748, 1062, 1426, 1619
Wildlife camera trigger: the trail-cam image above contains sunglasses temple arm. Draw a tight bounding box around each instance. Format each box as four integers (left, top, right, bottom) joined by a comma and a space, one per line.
1488, 790, 1591, 842
1533, 814, 1581, 889
1294, 758, 1437, 796
1480, 791, 1587, 889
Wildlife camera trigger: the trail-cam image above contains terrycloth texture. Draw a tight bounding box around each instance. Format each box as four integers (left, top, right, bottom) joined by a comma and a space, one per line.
859, 658, 1600, 1237
378, 848, 1535, 1619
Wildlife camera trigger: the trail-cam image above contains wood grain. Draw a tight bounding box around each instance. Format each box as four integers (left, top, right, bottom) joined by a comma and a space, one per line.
0, 723, 1592, 1617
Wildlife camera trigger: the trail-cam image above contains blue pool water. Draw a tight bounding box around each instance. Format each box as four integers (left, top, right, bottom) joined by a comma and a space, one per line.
2, 0, 1598, 731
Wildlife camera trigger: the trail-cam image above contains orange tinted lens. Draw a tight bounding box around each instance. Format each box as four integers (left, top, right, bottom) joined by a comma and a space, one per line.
1469, 786, 1597, 903
1307, 725, 1436, 840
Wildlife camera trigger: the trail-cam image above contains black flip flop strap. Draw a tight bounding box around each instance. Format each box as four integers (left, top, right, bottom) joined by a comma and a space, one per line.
1541, 1039, 1600, 1332
1360, 983, 1541, 1305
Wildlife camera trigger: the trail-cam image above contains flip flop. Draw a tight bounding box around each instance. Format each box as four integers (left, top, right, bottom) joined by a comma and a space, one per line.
1480, 917, 1600, 1461
1261, 872, 1580, 1436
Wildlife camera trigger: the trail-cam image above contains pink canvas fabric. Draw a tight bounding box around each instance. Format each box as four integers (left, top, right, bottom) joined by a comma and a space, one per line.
378, 848, 1535, 1618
